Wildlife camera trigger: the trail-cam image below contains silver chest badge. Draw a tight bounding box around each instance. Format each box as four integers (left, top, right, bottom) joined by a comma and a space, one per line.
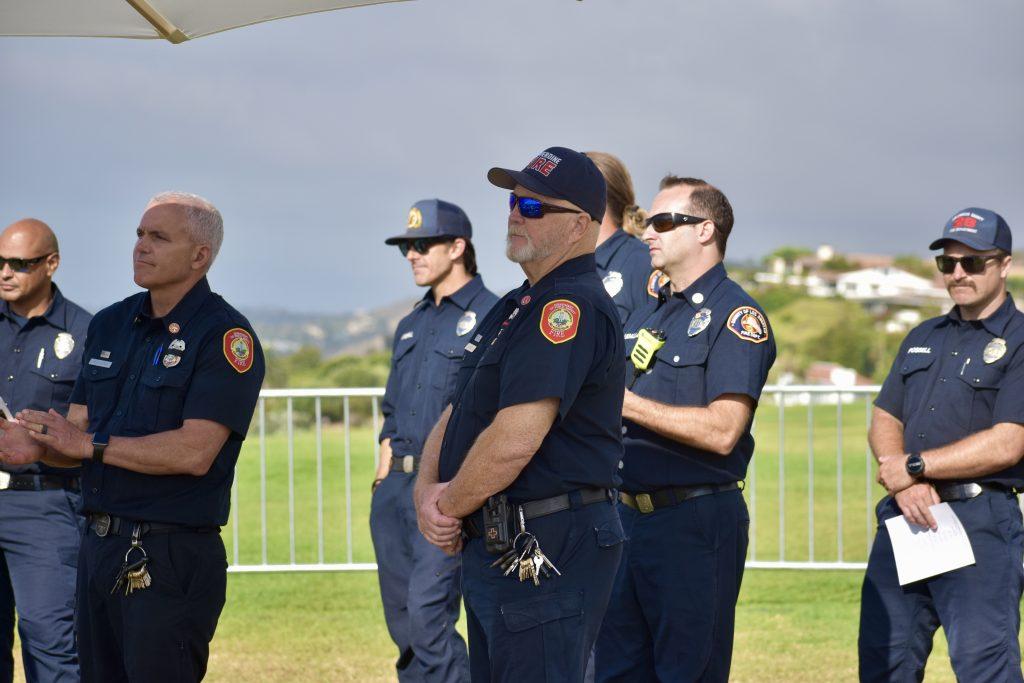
456, 311, 477, 337
169, 338, 186, 352
688, 308, 712, 337
162, 354, 181, 368
983, 338, 1007, 364
53, 332, 74, 360
602, 271, 624, 298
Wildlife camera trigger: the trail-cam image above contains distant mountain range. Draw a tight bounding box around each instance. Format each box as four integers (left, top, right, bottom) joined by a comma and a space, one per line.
242, 299, 416, 357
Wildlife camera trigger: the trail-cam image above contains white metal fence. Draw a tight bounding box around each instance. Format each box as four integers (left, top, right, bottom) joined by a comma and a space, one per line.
226, 385, 883, 574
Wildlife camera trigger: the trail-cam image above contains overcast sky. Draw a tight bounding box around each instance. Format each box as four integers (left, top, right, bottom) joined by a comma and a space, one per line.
1, 0, 1021, 314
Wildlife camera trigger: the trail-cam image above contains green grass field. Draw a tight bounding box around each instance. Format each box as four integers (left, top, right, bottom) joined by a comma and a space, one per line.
11, 396, 1016, 681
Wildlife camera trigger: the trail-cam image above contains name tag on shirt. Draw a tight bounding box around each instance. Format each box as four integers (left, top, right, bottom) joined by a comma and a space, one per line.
88, 358, 112, 368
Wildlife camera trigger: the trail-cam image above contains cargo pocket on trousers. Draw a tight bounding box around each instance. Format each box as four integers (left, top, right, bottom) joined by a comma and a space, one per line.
499, 591, 583, 680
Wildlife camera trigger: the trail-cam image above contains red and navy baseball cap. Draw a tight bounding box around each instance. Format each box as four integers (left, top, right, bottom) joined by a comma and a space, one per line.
384, 199, 473, 245
487, 146, 607, 222
929, 207, 1012, 253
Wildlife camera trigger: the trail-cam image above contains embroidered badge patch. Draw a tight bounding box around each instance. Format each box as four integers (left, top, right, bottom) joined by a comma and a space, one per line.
727, 306, 769, 344
539, 300, 580, 344
223, 328, 255, 373
646, 270, 670, 298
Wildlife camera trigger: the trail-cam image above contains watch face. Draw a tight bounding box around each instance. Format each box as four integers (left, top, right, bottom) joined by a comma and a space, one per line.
907, 455, 925, 476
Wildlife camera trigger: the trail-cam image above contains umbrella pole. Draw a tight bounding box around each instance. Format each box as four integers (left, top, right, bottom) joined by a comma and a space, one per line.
124, 0, 188, 43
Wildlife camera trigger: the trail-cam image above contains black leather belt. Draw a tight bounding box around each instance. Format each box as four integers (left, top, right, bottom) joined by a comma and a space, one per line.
0, 473, 80, 492
935, 482, 1010, 502
390, 455, 419, 473
620, 482, 741, 514
87, 513, 218, 538
464, 488, 613, 538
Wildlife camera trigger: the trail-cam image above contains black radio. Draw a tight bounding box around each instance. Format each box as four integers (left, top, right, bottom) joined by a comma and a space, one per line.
482, 494, 513, 554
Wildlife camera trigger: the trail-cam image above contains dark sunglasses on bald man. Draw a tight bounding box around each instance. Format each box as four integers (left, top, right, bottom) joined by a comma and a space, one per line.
935, 254, 1003, 275
509, 193, 584, 219
397, 238, 451, 257
0, 253, 54, 273
645, 213, 709, 233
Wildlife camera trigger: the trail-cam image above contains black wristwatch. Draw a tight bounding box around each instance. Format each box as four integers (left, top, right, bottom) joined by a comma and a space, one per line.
905, 452, 926, 479
91, 433, 109, 465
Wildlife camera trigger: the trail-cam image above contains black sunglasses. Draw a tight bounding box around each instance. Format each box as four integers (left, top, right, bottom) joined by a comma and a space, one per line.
935, 254, 1003, 275
0, 253, 54, 273
397, 238, 451, 257
645, 213, 709, 233
509, 193, 583, 219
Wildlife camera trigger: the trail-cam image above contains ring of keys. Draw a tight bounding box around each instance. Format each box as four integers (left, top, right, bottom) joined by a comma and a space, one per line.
488, 526, 561, 586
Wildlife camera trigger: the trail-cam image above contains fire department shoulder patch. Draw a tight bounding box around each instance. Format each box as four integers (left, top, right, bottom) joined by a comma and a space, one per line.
539, 299, 580, 345
223, 328, 255, 373
727, 307, 769, 344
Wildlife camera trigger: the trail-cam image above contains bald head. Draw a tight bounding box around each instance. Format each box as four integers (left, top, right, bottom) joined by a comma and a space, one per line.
1, 218, 59, 256
0, 217, 61, 312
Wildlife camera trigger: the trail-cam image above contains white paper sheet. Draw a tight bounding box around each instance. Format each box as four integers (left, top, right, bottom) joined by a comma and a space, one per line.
885, 502, 976, 585
0, 396, 13, 421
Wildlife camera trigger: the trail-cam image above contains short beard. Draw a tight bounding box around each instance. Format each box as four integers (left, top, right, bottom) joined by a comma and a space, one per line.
506, 235, 548, 264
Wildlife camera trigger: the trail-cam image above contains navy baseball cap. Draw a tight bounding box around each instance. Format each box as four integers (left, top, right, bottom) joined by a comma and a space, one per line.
487, 146, 607, 222
929, 207, 1012, 253
384, 199, 473, 245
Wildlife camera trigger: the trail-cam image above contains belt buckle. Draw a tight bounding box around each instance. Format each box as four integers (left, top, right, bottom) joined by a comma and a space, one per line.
402, 456, 415, 474
636, 493, 655, 514
963, 483, 983, 499
93, 513, 111, 537
0, 472, 10, 490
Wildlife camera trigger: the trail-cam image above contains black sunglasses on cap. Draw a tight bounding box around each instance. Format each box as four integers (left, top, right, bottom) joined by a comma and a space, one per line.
397, 238, 452, 257
935, 254, 1003, 275
645, 213, 709, 233
0, 253, 54, 273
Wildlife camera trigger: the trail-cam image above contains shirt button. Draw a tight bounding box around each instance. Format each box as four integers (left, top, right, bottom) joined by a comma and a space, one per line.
618, 460, 624, 469
91, 487, 98, 494
621, 425, 627, 434
917, 433, 925, 439
673, 355, 680, 363
416, 383, 422, 389
929, 406, 935, 411
115, 410, 123, 417
939, 377, 947, 383
12, 348, 19, 354
410, 410, 416, 416
6, 375, 12, 382
951, 351, 958, 356
129, 374, 136, 380
974, 378, 981, 383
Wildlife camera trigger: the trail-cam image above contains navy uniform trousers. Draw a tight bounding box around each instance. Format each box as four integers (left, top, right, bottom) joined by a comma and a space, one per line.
0, 490, 84, 683
463, 496, 624, 683
859, 489, 1024, 682
76, 526, 227, 683
595, 489, 749, 683
370, 471, 468, 682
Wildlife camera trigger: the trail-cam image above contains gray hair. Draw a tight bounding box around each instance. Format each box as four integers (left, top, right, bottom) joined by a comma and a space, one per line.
148, 191, 224, 266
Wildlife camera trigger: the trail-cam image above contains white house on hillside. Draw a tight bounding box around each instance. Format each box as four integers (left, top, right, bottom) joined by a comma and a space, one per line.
834, 267, 947, 304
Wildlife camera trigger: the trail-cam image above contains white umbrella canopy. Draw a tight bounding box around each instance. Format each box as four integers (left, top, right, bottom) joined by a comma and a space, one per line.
0, 0, 409, 43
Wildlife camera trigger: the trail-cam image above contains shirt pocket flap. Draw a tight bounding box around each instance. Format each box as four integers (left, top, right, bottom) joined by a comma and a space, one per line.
899, 353, 935, 376
433, 343, 464, 360
83, 360, 121, 382
139, 368, 190, 389
29, 364, 79, 383
957, 363, 1004, 390
500, 591, 583, 633
393, 336, 416, 361
656, 343, 709, 368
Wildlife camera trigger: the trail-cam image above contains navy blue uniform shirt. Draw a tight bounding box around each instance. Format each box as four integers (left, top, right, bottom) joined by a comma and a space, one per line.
875, 294, 1024, 488
68, 277, 265, 526
0, 285, 91, 475
621, 263, 776, 491
596, 230, 655, 324
438, 254, 625, 502
380, 275, 497, 457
